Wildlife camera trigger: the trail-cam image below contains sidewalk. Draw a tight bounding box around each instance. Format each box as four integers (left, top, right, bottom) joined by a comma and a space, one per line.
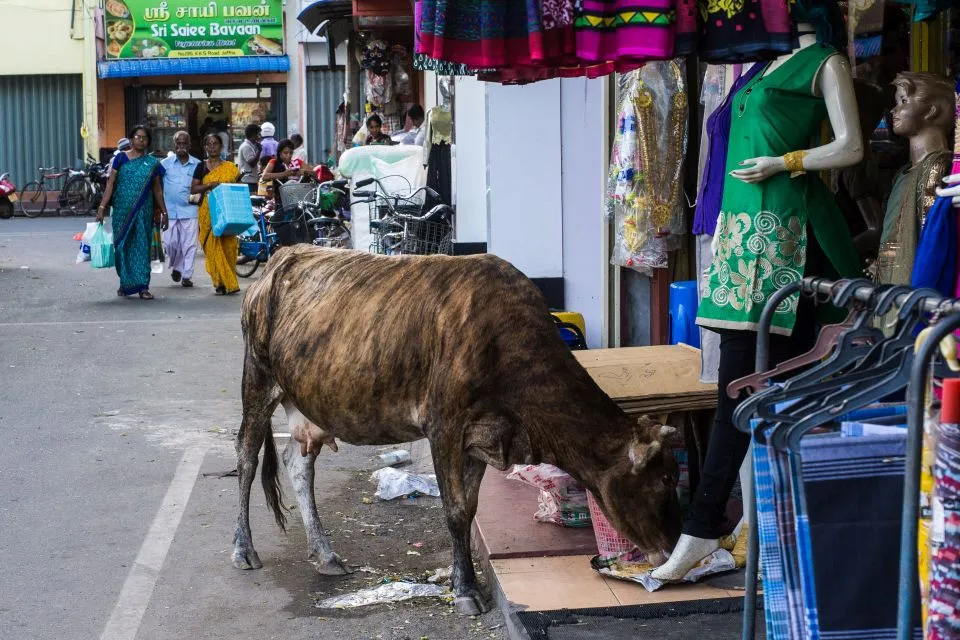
473, 469, 751, 640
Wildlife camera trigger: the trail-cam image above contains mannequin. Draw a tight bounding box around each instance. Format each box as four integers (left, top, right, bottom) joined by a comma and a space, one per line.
874, 72, 954, 286
424, 77, 454, 206
651, 17, 864, 581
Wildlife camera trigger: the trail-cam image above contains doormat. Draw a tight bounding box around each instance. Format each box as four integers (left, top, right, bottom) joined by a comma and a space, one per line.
515, 597, 764, 640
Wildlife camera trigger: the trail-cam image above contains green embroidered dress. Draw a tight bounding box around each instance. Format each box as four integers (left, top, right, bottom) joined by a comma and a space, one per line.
697, 44, 860, 336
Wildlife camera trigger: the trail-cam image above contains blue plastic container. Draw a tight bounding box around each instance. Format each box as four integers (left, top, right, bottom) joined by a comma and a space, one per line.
209, 184, 255, 237
669, 280, 700, 348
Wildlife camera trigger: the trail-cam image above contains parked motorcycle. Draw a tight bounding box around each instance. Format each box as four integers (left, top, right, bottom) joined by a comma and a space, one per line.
0, 173, 16, 219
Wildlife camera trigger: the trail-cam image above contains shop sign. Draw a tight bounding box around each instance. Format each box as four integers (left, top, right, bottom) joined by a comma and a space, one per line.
104, 0, 284, 60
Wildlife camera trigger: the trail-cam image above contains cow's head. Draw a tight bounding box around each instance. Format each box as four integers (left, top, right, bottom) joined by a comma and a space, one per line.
590, 416, 682, 555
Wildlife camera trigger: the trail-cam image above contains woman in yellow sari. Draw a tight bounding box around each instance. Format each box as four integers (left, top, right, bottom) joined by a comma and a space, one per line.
192, 134, 242, 295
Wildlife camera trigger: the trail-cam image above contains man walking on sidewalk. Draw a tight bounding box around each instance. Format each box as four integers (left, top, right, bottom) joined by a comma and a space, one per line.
161, 131, 201, 287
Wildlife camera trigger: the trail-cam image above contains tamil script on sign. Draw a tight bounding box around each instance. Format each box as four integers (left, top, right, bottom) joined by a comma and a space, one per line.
104, 0, 284, 60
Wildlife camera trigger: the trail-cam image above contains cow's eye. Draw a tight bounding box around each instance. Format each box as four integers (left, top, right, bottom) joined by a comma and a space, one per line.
661, 473, 672, 485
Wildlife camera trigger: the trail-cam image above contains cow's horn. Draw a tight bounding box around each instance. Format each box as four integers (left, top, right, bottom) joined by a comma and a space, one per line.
659, 425, 676, 438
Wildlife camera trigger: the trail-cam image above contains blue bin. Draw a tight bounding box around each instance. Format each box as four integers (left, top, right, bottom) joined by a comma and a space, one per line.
669, 280, 700, 348
209, 184, 256, 237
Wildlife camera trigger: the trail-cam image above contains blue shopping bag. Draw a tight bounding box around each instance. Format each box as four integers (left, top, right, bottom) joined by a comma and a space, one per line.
209, 184, 255, 237
90, 223, 114, 269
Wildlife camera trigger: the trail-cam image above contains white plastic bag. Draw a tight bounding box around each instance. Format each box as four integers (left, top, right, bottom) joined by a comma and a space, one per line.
76, 222, 100, 263
506, 464, 591, 527
370, 467, 440, 500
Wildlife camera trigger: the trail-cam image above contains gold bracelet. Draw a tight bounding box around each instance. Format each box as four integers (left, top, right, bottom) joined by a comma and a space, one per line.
782, 150, 807, 176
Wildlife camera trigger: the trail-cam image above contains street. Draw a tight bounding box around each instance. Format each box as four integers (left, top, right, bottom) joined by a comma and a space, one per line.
0, 218, 507, 640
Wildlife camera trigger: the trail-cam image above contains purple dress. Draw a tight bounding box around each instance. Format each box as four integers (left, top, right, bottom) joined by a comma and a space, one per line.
692, 63, 764, 236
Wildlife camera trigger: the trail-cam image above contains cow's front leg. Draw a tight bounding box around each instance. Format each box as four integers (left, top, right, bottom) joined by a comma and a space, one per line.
282, 439, 352, 575
433, 448, 489, 615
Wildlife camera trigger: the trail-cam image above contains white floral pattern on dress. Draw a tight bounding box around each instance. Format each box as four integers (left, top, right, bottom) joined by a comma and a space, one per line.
699, 209, 806, 331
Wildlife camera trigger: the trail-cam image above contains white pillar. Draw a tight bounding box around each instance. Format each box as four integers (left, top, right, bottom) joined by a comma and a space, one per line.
285, 3, 302, 136
453, 76, 488, 244
81, 0, 99, 157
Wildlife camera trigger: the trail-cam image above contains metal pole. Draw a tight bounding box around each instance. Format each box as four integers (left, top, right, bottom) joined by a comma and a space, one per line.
896, 312, 960, 640
741, 280, 803, 640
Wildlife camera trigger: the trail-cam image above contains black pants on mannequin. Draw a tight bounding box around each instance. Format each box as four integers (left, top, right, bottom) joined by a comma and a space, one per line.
683, 227, 825, 539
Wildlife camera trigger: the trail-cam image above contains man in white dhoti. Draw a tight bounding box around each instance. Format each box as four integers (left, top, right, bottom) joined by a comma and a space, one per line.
160, 131, 201, 287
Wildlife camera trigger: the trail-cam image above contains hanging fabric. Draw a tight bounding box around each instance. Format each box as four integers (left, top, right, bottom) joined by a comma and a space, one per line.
608, 60, 687, 273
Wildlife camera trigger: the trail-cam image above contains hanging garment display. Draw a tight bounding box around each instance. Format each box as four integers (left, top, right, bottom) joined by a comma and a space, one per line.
927, 382, 960, 639
607, 60, 687, 273
360, 38, 391, 74
696, 0, 796, 63
697, 45, 861, 336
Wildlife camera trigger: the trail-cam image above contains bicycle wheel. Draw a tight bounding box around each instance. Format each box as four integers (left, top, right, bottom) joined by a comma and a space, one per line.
236, 255, 260, 278
61, 177, 91, 216
18, 182, 45, 218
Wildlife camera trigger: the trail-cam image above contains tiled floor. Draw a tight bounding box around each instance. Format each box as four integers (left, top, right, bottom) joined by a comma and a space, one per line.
491, 555, 738, 611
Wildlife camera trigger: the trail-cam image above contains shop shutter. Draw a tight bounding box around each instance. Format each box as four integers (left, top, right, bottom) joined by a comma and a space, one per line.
0, 74, 83, 185
305, 68, 346, 163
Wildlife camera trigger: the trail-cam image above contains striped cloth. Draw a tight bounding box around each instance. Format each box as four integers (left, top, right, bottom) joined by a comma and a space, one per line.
752, 419, 924, 639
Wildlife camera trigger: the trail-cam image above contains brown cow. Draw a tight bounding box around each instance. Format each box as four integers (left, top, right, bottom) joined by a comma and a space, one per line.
233, 245, 681, 614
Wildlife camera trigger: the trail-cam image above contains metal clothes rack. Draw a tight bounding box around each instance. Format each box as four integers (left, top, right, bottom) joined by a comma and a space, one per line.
740, 277, 960, 640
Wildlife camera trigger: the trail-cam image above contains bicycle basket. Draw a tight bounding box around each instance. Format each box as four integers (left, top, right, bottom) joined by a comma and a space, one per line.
400, 219, 454, 255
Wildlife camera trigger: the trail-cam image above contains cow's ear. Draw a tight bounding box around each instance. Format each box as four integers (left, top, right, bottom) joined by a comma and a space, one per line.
628, 437, 661, 473
659, 425, 677, 439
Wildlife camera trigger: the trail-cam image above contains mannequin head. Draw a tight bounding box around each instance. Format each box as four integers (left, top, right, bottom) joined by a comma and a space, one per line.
793, 0, 847, 51
890, 72, 954, 138
438, 76, 453, 107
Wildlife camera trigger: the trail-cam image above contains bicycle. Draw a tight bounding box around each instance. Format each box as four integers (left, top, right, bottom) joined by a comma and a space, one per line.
236, 179, 354, 278
354, 177, 453, 255
18, 166, 71, 217
60, 157, 108, 216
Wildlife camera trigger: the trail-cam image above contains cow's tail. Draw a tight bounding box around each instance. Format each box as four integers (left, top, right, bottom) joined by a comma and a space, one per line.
261, 412, 287, 531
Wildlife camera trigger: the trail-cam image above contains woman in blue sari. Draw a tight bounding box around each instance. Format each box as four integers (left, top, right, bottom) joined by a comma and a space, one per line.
97, 126, 168, 299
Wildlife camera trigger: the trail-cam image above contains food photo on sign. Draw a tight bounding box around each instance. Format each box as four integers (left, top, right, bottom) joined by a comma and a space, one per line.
103, 0, 284, 60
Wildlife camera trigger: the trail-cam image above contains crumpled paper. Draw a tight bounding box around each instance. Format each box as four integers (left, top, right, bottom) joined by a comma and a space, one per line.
370, 467, 441, 500
314, 581, 450, 609
592, 548, 737, 592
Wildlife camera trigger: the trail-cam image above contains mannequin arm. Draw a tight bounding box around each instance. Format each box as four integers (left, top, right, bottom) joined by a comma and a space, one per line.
936, 174, 960, 209
731, 56, 864, 183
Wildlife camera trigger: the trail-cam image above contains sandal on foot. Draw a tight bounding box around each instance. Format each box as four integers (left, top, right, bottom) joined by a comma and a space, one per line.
139, 291, 154, 300
117, 289, 124, 297
226, 288, 240, 295
181, 278, 194, 288
171, 270, 182, 283
215, 286, 227, 295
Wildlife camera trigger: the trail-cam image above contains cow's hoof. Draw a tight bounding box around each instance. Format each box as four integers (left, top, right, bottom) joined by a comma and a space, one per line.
311, 553, 353, 576
232, 547, 263, 570
454, 594, 489, 615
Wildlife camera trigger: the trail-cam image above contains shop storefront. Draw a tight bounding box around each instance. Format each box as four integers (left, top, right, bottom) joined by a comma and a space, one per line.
407, 1, 959, 638
95, 0, 290, 159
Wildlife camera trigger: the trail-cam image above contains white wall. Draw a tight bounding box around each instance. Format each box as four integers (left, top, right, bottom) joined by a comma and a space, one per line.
452, 76, 607, 346
559, 77, 606, 348
0, 0, 84, 74
486, 80, 563, 279
453, 76, 487, 244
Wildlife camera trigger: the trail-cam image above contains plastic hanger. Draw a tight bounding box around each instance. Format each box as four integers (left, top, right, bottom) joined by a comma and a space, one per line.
760, 287, 934, 434
773, 292, 940, 452
732, 279, 882, 434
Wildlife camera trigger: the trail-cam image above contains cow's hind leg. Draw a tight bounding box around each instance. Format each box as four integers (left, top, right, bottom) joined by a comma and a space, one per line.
281, 438, 353, 575
433, 448, 489, 615
232, 357, 280, 570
